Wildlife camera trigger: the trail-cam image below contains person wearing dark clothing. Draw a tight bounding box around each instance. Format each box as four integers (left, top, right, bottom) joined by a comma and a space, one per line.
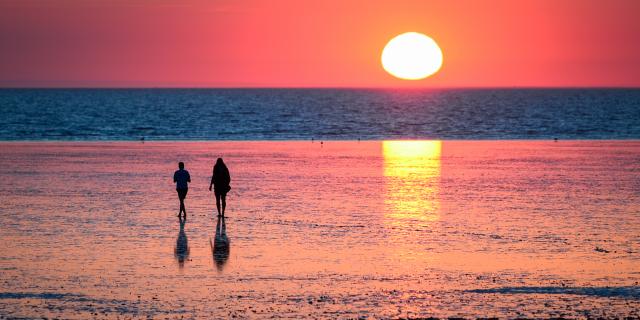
209, 158, 231, 217
173, 162, 191, 218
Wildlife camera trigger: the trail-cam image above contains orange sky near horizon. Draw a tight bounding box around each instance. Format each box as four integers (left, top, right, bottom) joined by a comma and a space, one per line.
0, 0, 638, 88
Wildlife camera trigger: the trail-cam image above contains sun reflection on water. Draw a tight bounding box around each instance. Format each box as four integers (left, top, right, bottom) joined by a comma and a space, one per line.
383, 140, 441, 224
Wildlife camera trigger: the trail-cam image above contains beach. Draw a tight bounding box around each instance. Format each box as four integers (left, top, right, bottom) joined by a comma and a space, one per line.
0, 140, 639, 318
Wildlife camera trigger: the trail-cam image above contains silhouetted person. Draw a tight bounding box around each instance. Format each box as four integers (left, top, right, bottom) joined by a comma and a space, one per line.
175, 216, 189, 267
173, 162, 191, 218
209, 158, 231, 217
210, 215, 230, 271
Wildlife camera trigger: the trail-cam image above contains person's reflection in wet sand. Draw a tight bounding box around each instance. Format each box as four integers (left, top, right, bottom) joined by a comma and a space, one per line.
211, 215, 230, 271
175, 216, 189, 267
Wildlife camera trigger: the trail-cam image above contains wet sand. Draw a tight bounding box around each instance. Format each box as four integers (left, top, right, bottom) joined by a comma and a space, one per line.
0, 140, 639, 318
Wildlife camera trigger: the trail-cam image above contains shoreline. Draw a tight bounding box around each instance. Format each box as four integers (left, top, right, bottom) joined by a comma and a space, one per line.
1, 138, 640, 143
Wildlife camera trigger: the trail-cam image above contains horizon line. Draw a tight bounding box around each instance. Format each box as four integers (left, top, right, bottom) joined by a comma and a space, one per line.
1, 86, 639, 90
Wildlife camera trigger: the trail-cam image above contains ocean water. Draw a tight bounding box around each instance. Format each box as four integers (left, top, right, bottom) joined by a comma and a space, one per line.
1, 141, 639, 318
0, 88, 639, 140
1, 87, 639, 318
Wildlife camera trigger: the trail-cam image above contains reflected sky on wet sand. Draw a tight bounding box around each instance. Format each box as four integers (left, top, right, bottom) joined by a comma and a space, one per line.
0, 141, 639, 318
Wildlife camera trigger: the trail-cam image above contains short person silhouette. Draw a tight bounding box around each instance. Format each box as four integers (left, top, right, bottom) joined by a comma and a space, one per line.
173, 162, 191, 218
209, 158, 231, 217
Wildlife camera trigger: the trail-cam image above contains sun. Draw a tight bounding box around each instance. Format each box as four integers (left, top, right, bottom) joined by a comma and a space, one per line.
381, 32, 443, 80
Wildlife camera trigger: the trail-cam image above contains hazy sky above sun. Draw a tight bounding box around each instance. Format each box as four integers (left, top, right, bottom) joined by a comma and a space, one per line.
0, 0, 639, 88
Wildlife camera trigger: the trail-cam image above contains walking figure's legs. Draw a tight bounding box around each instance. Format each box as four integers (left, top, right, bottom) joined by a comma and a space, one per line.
215, 192, 222, 216
221, 193, 227, 216
177, 189, 187, 218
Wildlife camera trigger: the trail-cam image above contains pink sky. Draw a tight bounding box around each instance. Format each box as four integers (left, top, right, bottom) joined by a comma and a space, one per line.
0, 0, 638, 87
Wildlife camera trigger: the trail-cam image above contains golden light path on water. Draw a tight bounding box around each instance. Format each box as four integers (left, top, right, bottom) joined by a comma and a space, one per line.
383, 140, 441, 224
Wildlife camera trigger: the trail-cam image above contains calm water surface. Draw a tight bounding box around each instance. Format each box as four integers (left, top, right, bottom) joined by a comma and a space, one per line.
1, 88, 639, 140
0, 141, 639, 318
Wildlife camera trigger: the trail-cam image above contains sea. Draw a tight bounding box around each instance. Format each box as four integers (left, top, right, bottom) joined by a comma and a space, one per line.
0, 88, 639, 140
1, 88, 640, 318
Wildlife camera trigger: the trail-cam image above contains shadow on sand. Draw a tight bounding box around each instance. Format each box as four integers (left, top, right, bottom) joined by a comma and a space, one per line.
211, 215, 230, 271
175, 216, 189, 267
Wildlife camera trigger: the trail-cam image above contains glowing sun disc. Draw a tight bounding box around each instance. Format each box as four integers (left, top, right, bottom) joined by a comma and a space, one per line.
381, 32, 443, 80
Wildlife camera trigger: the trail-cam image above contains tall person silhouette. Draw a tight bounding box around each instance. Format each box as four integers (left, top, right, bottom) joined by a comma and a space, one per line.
174, 162, 191, 218
209, 158, 231, 217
